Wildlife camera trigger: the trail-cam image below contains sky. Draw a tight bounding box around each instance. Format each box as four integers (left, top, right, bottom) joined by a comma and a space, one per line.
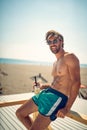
0, 0, 87, 64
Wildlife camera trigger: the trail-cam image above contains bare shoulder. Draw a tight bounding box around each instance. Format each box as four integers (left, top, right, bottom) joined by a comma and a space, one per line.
64, 53, 80, 67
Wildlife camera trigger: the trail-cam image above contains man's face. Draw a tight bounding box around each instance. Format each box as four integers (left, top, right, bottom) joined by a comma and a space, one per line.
47, 36, 62, 54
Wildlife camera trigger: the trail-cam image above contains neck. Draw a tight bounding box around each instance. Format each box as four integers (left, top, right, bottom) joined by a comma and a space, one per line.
55, 49, 65, 60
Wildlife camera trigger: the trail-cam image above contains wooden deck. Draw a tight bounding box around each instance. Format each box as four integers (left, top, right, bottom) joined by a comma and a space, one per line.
0, 93, 34, 107
0, 92, 87, 130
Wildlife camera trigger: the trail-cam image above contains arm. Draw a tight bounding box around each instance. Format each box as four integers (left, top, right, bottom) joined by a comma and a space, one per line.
57, 54, 81, 117
65, 55, 81, 111
40, 83, 51, 90
65, 78, 80, 112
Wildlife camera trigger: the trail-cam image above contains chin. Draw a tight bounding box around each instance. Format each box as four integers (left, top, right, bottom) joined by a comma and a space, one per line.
52, 51, 58, 54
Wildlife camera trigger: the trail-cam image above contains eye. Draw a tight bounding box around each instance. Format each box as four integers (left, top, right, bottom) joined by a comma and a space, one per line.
53, 39, 58, 44
47, 40, 51, 45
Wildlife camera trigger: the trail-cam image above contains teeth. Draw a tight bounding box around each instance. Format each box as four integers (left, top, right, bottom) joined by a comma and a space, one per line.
52, 45, 56, 47
52, 47, 56, 49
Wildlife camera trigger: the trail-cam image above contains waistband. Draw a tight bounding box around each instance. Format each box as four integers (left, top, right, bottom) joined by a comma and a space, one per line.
45, 87, 68, 100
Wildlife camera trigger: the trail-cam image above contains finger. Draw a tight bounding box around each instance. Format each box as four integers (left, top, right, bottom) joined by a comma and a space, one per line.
57, 111, 65, 118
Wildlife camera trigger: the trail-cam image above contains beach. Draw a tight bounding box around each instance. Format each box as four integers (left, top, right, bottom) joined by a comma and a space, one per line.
0, 63, 87, 95
0, 64, 53, 95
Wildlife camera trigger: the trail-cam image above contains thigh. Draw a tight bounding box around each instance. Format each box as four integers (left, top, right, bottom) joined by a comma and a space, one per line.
17, 98, 38, 117
30, 113, 51, 130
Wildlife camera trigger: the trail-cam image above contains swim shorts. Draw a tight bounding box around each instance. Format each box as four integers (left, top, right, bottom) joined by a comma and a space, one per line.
32, 87, 68, 121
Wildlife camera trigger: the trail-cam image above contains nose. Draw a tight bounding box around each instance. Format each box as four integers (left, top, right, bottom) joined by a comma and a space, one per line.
50, 42, 56, 46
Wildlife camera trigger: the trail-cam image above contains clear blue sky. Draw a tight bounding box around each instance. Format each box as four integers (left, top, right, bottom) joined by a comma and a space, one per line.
0, 0, 87, 63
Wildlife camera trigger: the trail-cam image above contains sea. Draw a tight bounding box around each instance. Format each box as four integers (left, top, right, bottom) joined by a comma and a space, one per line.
0, 58, 52, 66
0, 58, 87, 68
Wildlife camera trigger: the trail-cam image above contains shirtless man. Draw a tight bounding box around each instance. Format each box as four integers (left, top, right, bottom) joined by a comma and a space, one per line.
16, 30, 81, 130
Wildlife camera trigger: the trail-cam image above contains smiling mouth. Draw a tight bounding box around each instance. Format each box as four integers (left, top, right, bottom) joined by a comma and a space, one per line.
51, 46, 57, 49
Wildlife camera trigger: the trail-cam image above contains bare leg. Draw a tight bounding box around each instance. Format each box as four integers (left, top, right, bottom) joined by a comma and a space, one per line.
16, 98, 38, 130
30, 113, 51, 130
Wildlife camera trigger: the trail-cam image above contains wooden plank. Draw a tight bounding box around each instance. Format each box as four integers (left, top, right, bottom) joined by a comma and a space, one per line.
0, 119, 10, 130
67, 111, 87, 125
0, 106, 27, 130
0, 93, 87, 125
0, 99, 87, 125
51, 117, 87, 130
1, 100, 86, 125
0, 99, 27, 107
0, 110, 19, 130
0, 92, 34, 107
0, 105, 87, 130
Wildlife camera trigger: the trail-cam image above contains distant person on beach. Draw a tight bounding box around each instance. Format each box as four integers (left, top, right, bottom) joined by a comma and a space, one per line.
16, 30, 81, 130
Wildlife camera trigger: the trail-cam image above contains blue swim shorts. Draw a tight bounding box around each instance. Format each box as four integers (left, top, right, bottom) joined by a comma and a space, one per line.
32, 87, 68, 121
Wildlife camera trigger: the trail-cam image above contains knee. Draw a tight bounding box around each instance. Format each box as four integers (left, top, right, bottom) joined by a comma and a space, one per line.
16, 108, 23, 119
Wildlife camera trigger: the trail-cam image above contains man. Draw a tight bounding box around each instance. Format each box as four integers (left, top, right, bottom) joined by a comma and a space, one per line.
16, 30, 81, 130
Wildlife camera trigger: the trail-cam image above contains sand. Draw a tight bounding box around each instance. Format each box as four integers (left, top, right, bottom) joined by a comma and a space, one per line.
0, 63, 87, 95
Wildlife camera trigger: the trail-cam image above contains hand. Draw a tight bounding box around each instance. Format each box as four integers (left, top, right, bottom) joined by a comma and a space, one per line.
57, 108, 68, 118
40, 84, 50, 90
33, 82, 40, 86
32, 82, 40, 91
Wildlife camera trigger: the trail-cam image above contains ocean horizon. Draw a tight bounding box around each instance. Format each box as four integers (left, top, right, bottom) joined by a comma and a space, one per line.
0, 58, 52, 66
0, 58, 87, 68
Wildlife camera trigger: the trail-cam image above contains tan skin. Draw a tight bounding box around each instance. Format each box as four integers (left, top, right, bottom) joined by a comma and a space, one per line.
16, 35, 81, 130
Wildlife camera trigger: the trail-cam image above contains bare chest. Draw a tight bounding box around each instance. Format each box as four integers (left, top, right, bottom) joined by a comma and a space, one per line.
52, 59, 68, 77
